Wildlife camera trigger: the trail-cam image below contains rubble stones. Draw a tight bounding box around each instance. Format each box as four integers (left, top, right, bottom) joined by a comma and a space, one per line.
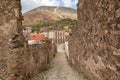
70, 0, 120, 80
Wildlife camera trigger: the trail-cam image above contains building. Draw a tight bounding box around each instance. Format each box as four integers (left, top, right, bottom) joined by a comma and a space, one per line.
23, 27, 32, 40
28, 34, 45, 45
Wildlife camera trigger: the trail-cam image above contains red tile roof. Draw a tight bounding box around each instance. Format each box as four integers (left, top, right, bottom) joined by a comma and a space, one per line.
29, 34, 45, 41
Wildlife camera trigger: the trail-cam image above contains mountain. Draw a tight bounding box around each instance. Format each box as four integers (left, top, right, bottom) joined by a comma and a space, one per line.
23, 6, 77, 26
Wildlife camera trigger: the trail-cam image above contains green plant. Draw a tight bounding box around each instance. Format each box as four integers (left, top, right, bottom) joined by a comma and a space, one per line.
30, 18, 76, 32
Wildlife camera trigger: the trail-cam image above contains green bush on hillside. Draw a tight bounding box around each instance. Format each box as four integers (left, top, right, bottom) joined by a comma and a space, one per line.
31, 18, 76, 32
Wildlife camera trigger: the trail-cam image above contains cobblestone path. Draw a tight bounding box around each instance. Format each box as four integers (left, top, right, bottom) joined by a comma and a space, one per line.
33, 44, 85, 80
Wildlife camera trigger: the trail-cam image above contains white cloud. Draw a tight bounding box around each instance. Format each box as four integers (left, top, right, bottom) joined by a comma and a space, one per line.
61, 0, 78, 7
61, 0, 72, 7
21, 0, 78, 13
33, 0, 60, 6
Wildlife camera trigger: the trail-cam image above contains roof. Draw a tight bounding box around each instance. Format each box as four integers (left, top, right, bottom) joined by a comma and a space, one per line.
29, 34, 45, 41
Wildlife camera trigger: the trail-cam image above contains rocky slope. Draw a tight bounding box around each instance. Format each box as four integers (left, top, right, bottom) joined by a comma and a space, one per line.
23, 6, 77, 26
70, 0, 120, 80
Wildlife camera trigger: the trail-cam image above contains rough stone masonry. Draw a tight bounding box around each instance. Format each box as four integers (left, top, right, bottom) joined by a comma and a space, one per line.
0, 0, 25, 80
70, 0, 120, 80
0, 0, 57, 80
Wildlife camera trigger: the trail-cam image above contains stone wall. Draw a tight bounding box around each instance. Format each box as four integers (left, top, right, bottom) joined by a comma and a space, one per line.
70, 0, 120, 80
0, 0, 25, 80
24, 42, 57, 80
0, 0, 57, 80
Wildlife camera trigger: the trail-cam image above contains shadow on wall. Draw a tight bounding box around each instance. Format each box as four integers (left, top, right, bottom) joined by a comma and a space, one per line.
23, 40, 57, 79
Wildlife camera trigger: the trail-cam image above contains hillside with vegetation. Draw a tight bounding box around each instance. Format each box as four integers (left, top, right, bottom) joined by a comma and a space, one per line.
31, 18, 76, 32
23, 6, 77, 26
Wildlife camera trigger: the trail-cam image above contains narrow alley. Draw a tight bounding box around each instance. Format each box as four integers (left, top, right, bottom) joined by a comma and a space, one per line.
1, 0, 120, 80
32, 44, 85, 80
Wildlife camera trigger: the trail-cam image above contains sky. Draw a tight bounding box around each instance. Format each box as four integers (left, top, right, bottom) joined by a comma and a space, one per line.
21, 0, 78, 13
